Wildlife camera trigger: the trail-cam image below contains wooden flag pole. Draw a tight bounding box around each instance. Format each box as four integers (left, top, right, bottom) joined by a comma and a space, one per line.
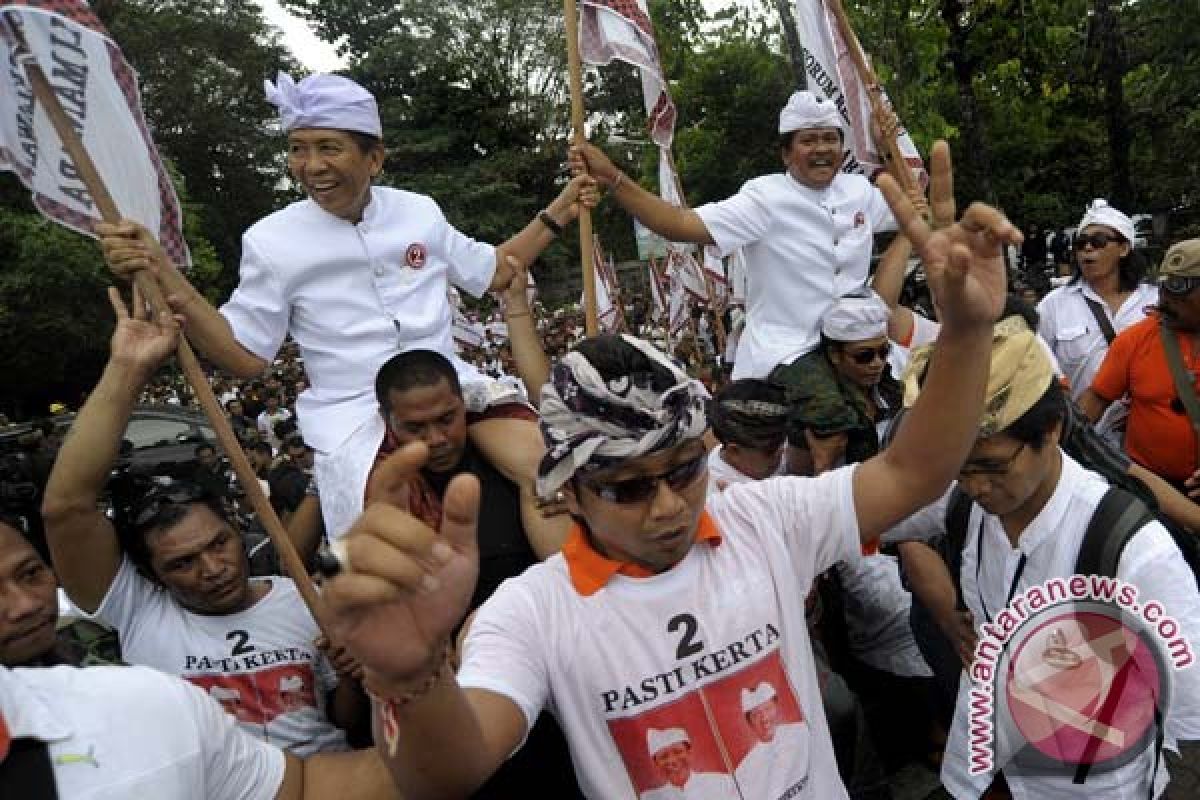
564, 0, 599, 336
825, 0, 920, 196
16, 48, 329, 632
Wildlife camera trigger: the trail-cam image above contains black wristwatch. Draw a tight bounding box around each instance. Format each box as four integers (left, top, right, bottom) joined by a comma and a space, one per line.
538, 210, 564, 236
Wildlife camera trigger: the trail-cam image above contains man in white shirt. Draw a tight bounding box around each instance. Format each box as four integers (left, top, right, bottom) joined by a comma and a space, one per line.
257, 392, 293, 452
639, 727, 737, 800
97, 72, 594, 545
706, 379, 790, 492
315, 154, 1021, 799
0, 663, 392, 799
570, 91, 899, 472
734, 682, 810, 798
885, 319, 1200, 798
41, 287, 363, 756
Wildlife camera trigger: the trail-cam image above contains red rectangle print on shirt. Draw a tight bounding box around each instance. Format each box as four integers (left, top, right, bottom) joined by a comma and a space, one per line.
188, 664, 318, 726
608, 650, 809, 799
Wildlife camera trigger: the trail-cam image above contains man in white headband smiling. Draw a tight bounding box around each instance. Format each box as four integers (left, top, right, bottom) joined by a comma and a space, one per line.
570, 91, 907, 473
96, 72, 595, 549
318, 145, 1022, 799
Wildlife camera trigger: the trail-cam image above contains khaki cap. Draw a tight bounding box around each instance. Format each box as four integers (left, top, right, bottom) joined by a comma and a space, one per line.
1160, 239, 1200, 280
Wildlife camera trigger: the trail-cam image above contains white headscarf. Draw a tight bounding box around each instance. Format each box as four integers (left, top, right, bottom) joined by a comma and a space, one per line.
264, 72, 382, 138
821, 289, 890, 342
1077, 199, 1135, 245
779, 90, 845, 135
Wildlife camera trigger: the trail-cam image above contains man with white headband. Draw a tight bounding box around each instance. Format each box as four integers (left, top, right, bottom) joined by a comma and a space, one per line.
569, 91, 902, 472
318, 146, 1022, 798
734, 681, 809, 799
640, 726, 736, 799
97, 72, 595, 548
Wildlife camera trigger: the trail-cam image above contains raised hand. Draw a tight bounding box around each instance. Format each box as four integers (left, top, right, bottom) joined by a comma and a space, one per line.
568, 142, 621, 187
97, 219, 170, 281
876, 141, 1020, 331
324, 442, 480, 687
107, 284, 180, 374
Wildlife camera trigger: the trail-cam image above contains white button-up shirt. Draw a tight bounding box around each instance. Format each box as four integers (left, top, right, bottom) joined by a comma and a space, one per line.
1037, 281, 1158, 400
696, 172, 895, 380
0, 664, 284, 799
220, 187, 496, 454
940, 454, 1200, 799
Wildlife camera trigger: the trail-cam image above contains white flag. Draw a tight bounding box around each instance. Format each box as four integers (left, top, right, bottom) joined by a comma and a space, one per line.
0, 3, 190, 265
580, 0, 675, 148
792, 0, 926, 187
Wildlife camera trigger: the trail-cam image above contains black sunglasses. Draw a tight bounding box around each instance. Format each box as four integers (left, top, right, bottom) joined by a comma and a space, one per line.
1160, 275, 1200, 296
583, 453, 707, 505
129, 482, 209, 530
1073, 232, 1123, 251
846, 343, 891, 365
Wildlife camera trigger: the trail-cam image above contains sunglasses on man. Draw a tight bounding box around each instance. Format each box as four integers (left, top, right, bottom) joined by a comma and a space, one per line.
844, 343, 891, 366
1160, 275, 1200, 296
581, 452, 708, 505
1073, 232, 1124, 251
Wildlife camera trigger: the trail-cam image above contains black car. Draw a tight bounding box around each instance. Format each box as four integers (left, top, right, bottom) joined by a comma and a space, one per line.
117, 404, 224, 477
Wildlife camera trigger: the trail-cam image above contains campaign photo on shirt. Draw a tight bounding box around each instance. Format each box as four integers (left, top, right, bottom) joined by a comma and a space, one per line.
607, 650, 809, 799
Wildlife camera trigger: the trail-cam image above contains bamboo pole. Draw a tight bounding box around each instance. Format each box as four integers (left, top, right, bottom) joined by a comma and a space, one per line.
825, 0, 920, 196
15, 37, 329, 632
563, 0, 599, 336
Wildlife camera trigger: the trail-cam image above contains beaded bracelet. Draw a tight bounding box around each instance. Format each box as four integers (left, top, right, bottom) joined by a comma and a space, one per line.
367, 641, 453, 757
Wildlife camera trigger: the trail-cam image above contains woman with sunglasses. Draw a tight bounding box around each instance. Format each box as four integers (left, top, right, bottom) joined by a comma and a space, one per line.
1036, 199, 1156, 444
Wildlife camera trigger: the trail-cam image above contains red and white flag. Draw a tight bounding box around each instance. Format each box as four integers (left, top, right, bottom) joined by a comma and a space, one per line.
0, 1, 190, 265
579, 0, 675, 148
585, 235, 628, 333
646, 257, 668, 322
792, 0, 926, 187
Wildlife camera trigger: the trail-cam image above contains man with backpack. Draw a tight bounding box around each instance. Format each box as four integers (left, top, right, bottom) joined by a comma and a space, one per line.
885, 315, 1200, 798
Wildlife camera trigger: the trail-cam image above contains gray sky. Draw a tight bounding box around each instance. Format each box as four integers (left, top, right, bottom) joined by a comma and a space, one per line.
259, 0, 750, 72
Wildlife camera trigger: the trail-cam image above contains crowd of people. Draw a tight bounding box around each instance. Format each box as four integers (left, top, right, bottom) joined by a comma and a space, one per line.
3, 72, 1199, 800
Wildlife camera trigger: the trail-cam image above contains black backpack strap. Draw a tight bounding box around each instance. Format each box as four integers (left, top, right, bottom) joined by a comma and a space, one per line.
942, 486, 974, 610
1072, 488, 1161, 794
1075, 488, 1155, 578
1083, 296, 1118, 345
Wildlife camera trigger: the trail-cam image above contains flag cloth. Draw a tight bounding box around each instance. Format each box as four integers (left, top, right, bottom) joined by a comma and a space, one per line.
0, 1, 190, 265
585, 235, 625, 333
448, 288, 484, 350
647, 257, 668, 323
579, 0, 675, 148
792, 0, 926, 187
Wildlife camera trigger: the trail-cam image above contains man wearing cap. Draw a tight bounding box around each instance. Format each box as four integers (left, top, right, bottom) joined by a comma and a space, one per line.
97, 72, 595, 549
570, 91, 900, 472
706, 379, 791, 489
886, 315, 1200, 798
316, 148, 1022, 798
1081, 239, 1200, 490
640, 727, 737, 799
734, 681, 809, 798
1038, 199, 1156, 445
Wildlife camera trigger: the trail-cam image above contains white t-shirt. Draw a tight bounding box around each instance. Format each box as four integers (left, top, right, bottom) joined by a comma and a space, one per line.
695, 172, 895, 380
1, 664, 285, 800
458, 468, 862, 799
92, 557, 346, 757
886, 454, 1200, 799
220, 186, 497, 455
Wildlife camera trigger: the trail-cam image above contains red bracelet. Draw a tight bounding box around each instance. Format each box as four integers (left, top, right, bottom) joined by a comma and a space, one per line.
367, 642, 453, 757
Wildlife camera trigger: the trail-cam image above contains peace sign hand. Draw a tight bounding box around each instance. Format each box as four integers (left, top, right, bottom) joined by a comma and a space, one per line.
877, 141, 1021, 331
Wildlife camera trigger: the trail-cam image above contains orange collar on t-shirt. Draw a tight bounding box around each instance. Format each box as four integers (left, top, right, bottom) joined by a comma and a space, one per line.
562, 511, 723, 596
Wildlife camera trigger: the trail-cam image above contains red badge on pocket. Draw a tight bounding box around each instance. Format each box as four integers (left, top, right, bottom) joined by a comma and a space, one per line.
854, 211, 866, 229
406, 243, 427, 269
